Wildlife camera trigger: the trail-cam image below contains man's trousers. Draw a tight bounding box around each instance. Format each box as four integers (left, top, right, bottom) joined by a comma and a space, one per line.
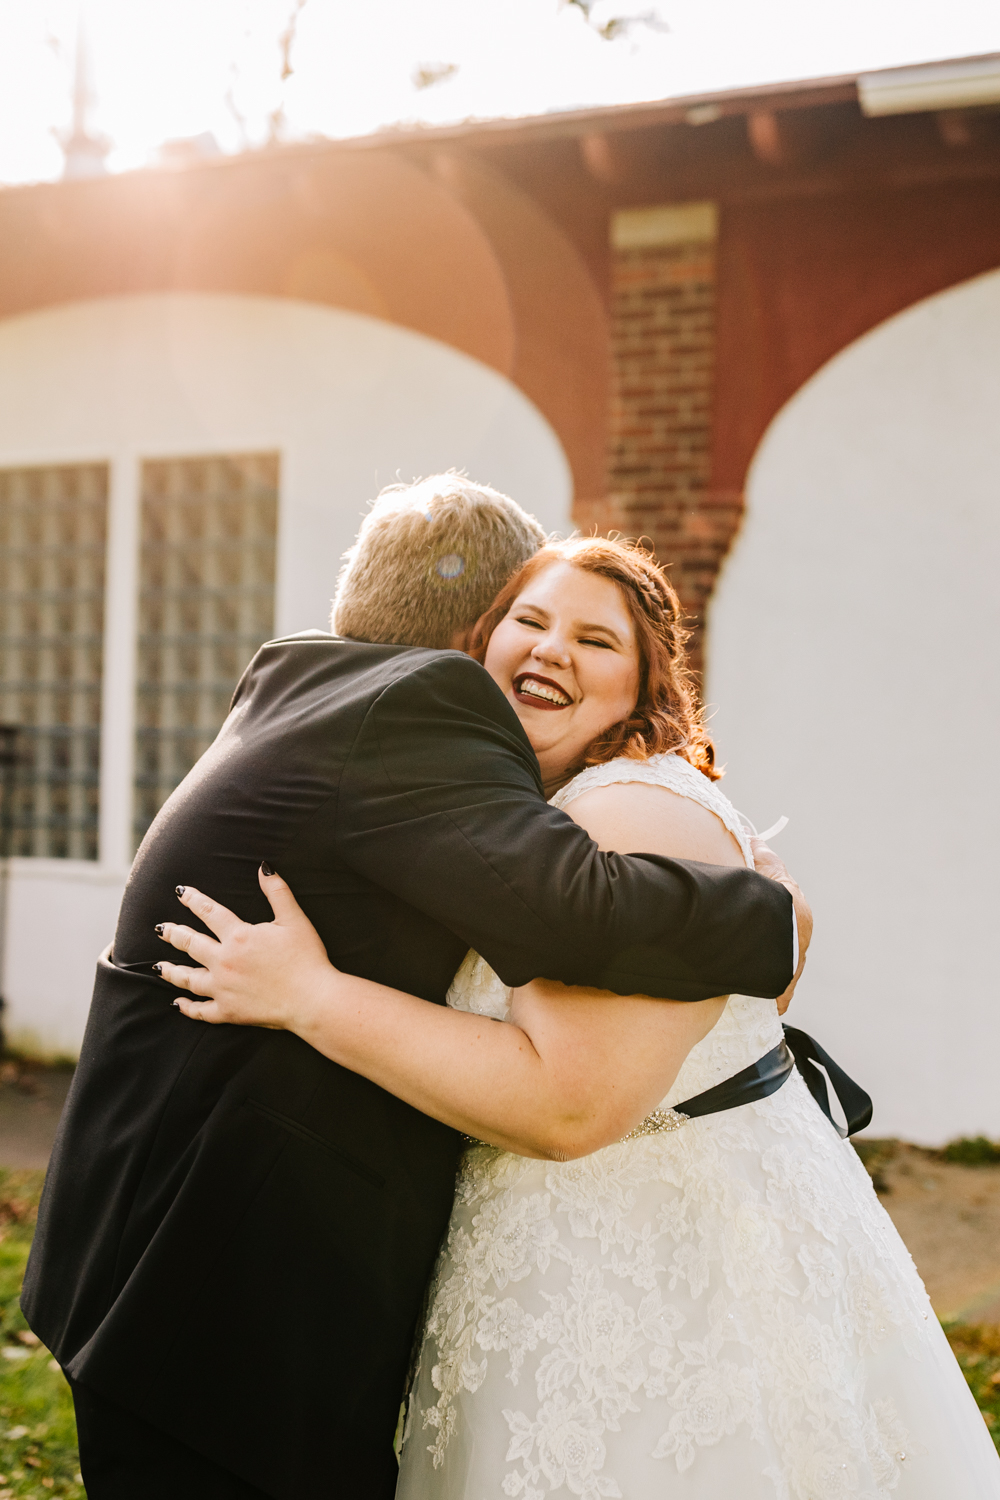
70, 1377, 276, 1499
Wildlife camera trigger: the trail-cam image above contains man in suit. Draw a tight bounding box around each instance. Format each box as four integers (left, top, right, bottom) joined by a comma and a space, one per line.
23, 476, 804, 1500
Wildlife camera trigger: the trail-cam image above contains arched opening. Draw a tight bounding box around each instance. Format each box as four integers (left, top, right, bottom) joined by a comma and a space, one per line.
706, 268, 1000, 1143
0, 291, 571, 1053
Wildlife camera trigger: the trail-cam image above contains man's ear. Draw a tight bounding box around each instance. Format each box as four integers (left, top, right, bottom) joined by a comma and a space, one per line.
448, 625, 476, 653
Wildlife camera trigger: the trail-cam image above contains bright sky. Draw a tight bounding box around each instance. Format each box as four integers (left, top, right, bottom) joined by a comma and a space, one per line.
1, 0, 999, 185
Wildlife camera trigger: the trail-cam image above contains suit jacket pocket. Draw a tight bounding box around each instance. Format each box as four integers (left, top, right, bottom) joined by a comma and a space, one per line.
244, 1098, 386, 1189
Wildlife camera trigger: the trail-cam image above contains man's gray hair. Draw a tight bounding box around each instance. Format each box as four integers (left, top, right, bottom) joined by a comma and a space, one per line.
332, 474, 547, 649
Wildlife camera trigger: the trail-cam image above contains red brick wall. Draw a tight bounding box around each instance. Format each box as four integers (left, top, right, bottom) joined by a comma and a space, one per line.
578, 216, 742, 675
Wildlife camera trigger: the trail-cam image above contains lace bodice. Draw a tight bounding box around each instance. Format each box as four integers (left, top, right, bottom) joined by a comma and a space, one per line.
396, 752, 1000, 1500
548, 752, 755, 868
446, 751, 782, 1105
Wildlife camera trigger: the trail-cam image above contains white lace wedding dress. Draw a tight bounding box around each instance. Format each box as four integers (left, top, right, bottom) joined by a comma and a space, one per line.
395, 752, 1000, 1500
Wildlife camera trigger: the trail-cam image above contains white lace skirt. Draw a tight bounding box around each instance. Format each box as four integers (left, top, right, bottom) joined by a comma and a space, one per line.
395, 1072, 1000, 1500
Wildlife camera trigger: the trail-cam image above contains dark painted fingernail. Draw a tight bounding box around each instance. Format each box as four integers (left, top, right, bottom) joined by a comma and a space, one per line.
175, 885, 186, 897
260, 861, 275, 877
172, 999, 180, 1008
152, 962, 163, 974
154, 924, 165, 936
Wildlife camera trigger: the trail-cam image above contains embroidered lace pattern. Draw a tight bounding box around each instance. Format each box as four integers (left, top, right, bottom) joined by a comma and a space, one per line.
548, 752, 756, 870
398, 754, 990, 1500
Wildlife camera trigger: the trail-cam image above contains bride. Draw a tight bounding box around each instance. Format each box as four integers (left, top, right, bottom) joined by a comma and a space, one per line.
158, 537, 1000, 1499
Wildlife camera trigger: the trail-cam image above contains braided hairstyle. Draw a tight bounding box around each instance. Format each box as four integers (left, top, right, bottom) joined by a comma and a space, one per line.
471, 536, 720, 780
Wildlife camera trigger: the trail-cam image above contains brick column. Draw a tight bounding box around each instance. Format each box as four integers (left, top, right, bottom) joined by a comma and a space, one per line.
592, 201, 742, 677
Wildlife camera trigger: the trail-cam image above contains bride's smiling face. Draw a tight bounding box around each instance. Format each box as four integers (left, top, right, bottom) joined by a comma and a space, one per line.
484, 561, 641, 790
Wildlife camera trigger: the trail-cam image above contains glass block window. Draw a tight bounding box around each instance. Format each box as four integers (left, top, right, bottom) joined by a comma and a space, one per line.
0, 464, 108, 860
134, 453, 278, 849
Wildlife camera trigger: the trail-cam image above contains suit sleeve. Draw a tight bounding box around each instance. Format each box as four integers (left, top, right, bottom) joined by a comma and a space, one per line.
336, 653, 794, 1002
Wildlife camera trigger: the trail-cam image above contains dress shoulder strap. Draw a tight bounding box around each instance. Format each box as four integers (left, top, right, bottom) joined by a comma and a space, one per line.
550, 752, 755, 869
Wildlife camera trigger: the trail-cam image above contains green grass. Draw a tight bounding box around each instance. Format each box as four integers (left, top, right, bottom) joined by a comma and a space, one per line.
855, 1134, 1000, 1175
941, 1136, 1000, 1166
944, 1324, 1000, 1450
0, 1159, 994, 1492
0, 1171, 82, 1499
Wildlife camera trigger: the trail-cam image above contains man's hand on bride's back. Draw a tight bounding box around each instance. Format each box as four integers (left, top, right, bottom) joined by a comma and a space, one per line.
155, 868, 335, 1030
750, 839, 813, 1016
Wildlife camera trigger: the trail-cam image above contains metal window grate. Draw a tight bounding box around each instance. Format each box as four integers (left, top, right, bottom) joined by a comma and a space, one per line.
134, 452, 279, 850
0, 464, 108, 860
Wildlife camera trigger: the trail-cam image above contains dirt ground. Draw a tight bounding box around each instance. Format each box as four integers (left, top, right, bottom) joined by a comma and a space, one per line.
863, 1140, 1000, 1324
0, 1068, 996, 1325
0, 1063, 73, 1171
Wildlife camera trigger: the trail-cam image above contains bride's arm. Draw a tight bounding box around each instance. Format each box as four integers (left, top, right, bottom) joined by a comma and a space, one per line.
160, 784, 743, 1160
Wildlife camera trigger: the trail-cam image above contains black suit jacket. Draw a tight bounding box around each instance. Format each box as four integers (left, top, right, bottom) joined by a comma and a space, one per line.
23, 635, 792, 1499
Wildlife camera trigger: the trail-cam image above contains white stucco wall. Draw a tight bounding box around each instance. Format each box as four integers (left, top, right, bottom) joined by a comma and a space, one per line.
707, 268, 1000, 1144
0, 291, 573, 1055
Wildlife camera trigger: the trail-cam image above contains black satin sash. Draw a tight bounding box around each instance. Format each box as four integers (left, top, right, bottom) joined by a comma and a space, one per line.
674, 1024, 872, 1138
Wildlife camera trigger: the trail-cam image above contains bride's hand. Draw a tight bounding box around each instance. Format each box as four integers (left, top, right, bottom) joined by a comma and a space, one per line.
750, 838, 813, 1016
155, 867, 336, 1030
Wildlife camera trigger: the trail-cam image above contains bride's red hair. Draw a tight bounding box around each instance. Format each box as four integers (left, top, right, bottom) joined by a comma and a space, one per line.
470, 536, 720, 781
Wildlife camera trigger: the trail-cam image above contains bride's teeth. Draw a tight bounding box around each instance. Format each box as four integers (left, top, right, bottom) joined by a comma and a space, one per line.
520, 678, 569, 705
